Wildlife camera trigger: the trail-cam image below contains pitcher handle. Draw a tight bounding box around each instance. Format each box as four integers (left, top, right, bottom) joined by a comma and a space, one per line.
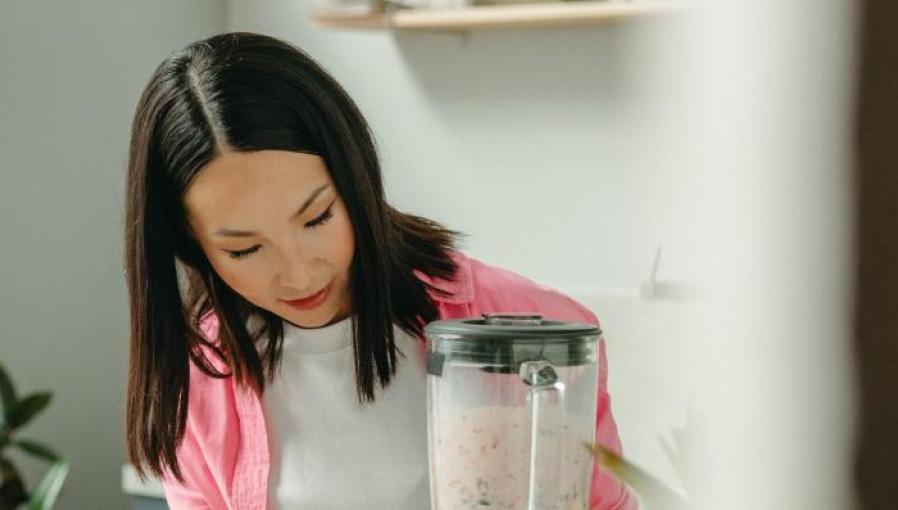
520, 359, 565, 510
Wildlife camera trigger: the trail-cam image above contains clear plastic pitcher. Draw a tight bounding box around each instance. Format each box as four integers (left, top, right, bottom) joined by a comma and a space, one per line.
424, 313, 601, 510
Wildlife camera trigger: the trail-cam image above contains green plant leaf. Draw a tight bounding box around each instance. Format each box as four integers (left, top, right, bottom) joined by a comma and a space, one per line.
0, 456, 28, 507
0, 363, 17, 417
26, 460, 69, 510
7, 393, 51, 430
15, 439, 60, 462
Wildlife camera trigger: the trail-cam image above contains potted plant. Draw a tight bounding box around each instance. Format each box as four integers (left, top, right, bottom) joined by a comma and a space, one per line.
0, 363, 68, 510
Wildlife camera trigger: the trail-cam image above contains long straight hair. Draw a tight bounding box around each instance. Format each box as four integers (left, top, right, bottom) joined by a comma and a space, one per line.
124, 32, 460, 481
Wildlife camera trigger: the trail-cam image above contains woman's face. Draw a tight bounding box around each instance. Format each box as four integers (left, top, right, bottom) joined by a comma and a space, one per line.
184, 150, 355, 328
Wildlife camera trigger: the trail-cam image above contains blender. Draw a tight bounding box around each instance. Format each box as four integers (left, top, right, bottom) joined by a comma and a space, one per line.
424, 313, 602, 510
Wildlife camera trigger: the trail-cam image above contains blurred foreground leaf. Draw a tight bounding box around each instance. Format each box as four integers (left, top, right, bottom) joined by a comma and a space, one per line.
0, 364, 16, 417
27, 460, 69, 510
16, 439, 61, 462
7, 393, 51, 430
584, 442, 689, 510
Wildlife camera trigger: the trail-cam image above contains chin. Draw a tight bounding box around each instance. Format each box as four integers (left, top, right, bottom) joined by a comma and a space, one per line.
283, 306, 341, 329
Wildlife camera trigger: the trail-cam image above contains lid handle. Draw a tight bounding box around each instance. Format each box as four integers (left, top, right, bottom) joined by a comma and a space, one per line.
482, 313, 544, 326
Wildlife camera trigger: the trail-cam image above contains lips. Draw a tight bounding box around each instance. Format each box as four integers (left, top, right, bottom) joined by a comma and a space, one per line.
283, 283, 331, 311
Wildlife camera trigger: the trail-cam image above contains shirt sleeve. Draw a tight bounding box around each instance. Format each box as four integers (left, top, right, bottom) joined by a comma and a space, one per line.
160, 347, 237, 510
162, 477, 212, 510
160, 420, 217, 510
162, 431, 212, 510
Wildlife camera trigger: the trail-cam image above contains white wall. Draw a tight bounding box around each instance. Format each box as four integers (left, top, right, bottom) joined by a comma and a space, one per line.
0, 1, 225, 507
227, 4, 712, 479
228, 1, 857, 507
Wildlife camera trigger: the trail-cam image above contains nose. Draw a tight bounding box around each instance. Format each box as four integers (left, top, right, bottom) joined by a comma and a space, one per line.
276, 251, 315, 294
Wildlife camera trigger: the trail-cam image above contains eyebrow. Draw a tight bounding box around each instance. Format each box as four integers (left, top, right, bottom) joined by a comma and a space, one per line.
213, 183, 331, 238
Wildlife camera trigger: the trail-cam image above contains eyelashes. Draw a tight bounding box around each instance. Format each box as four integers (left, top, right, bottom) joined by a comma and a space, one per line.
225, 202, 335, 260
304, 203, 334, 228
227, 245, 260, 260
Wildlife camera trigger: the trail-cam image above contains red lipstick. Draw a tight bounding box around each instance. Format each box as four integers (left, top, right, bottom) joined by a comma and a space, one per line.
283, 283, 331, 311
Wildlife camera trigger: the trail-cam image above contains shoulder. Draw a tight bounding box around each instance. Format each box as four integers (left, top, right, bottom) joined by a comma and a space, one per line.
433, 251, 600, 327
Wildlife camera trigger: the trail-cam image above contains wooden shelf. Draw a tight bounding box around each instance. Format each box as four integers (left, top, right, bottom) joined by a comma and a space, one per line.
312, 1, 686, 31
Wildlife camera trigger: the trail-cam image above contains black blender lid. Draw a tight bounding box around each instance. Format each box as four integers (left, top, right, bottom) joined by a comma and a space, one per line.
424, 314, 600, 374
424, 313, 601, 341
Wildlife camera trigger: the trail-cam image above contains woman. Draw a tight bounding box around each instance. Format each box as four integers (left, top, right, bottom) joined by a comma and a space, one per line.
124, 32, 636, 510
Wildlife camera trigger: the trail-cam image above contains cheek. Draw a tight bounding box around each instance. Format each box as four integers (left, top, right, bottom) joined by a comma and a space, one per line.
331, 209, 355, 273
210, 257, 270, 304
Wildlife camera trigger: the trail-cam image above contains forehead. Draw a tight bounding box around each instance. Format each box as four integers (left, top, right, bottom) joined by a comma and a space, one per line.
184, 150, 330, 229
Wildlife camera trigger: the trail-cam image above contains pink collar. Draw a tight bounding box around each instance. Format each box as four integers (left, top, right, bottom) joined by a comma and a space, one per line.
412, 250, 474, 305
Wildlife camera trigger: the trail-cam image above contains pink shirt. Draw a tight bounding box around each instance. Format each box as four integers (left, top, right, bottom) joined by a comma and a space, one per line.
162, 251, 638, 509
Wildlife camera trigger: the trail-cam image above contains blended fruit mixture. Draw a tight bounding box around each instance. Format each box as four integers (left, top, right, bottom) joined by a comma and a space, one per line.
429, 406, 592, 510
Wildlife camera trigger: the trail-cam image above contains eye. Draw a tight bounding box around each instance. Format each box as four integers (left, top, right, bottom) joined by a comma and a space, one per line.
226, 245, 261, 260
305, 202, 334, 229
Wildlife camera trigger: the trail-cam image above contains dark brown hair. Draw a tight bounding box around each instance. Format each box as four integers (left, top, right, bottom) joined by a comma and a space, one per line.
124, 32, 460, 481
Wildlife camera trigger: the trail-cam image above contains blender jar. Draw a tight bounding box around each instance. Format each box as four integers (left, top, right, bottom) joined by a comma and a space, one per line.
424, 313, 601, 510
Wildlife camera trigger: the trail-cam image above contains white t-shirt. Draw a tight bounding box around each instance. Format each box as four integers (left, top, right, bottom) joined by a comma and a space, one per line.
262, 316, 430, 510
